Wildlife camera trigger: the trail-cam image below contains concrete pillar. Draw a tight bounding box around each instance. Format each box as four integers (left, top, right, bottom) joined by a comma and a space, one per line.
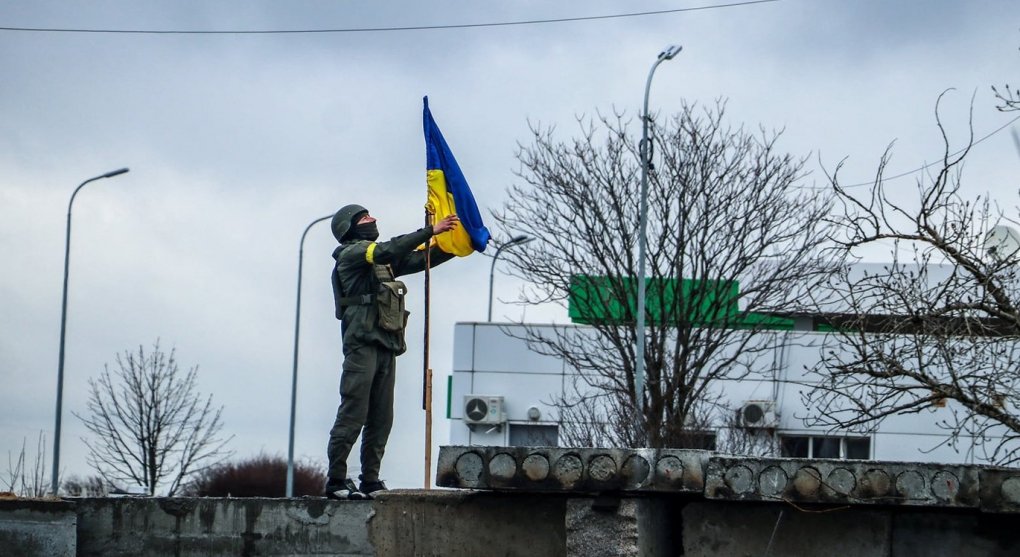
636, 497, 676, 557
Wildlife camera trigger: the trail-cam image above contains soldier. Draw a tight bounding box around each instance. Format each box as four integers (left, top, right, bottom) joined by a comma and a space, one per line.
325, 204, 458, 500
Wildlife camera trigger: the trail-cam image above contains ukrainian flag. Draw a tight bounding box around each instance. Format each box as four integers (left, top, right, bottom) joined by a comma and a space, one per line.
423, 96, 490, 256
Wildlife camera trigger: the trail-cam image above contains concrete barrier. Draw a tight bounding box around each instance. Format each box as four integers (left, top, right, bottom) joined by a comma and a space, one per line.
436, 446, 1020, 514
4, 448, 1020, 556
371, 490, 565, 557
0, 499, 76, 557
67, 491, 567, 557
978, 467, 1020, 513
681, 501, 1020, 557
74, 496, 374, 556
704, 455, 981, 508
436, 446, 709, 493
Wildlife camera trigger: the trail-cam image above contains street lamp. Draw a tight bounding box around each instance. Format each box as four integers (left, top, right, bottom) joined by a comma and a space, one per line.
286, 214, 331, 497
52, 167, 130, 495
488, 235, 532, 322
636, 44, 682, 420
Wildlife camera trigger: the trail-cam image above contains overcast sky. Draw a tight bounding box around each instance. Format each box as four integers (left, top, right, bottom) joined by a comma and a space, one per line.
1, 1, 1018, 492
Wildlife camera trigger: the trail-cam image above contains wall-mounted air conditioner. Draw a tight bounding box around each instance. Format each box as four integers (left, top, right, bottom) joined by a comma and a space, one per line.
740, 400, 778, 429
463, 395, 506, 425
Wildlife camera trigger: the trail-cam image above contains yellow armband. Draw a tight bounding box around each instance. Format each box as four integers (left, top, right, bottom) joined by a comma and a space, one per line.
366, 242, 377, 264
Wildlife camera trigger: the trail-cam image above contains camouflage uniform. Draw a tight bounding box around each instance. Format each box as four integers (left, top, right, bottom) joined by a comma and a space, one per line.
327, 224, 453, 485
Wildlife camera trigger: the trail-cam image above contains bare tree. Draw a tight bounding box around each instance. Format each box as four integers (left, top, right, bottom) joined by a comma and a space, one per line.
802, 94, 1020, 465
555, 367, 725, 450
989, 41, 1020, 112
715, 407, 780, 457
3, 431, 48, 497
75, 341, 232, 495
494, 101, 834, 448
992, 83, 1019, 113
992, 44, 1020, 159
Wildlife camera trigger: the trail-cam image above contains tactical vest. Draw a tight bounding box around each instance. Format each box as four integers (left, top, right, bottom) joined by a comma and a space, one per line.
372, 264, 408, 332
338, 264, 408, 333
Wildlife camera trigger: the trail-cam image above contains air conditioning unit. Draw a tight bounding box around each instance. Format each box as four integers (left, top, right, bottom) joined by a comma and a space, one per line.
740, 400, 778, 429
463, 395, 506, 425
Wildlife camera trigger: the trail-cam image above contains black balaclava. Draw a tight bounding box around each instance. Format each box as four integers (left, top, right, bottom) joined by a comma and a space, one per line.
351, 211, 379, 241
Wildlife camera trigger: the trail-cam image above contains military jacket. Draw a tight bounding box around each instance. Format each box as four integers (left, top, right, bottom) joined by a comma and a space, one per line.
331, 226, 454, 354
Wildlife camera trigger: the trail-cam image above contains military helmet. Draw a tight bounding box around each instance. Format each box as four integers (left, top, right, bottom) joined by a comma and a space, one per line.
331, 204, 369, 242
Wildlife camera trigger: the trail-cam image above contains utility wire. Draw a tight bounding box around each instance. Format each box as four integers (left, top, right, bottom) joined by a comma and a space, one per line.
0, 0, 778, 34
842, 113, 1020, 188
799, 113, 1020, 191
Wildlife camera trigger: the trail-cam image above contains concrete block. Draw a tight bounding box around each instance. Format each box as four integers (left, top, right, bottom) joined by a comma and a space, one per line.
369, 489, 565, 557
978, 467, 1020, 513
890, 510, 1020, 557
74, 497, 374, 556
682, 501, 892, 557
705, 456, 980, 509
0, 499, 77, 557
437, 446, 709, 493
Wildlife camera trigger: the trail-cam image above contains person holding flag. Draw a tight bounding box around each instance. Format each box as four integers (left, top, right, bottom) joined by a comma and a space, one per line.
324, 205, 458, 500
323, 98, 489, 500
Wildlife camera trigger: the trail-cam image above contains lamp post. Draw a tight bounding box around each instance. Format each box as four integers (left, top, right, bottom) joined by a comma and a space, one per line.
51, 167, 130, 495
487, 235, 532, 322
636, 44, 682, 421
286, 214, 332, 497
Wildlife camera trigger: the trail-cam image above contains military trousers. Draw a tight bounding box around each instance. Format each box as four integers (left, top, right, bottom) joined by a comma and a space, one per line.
326, 343, 396, 483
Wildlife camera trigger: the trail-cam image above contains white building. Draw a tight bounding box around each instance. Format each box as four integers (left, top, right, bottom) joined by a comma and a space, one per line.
447, 263, 1019, 465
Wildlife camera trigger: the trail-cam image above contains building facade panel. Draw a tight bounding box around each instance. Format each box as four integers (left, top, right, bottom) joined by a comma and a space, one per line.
449, 320, 1018, 465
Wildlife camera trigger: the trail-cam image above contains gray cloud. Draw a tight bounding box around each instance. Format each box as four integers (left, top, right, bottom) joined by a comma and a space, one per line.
2, 0, 1018, 490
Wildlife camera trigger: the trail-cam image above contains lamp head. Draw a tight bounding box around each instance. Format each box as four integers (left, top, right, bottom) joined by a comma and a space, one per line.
510, 234, 531, 245
102, 168, 130, 178
658, 44, 683, 60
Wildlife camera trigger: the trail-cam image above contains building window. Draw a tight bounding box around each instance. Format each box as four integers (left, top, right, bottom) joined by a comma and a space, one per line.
844, 437, 871, 459
508, 424, 559, 447
677, 431, 717, 450
780, 435, 870, 460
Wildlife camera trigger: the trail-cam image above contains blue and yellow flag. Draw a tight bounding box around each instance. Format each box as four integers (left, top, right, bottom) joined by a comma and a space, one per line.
423, 96, 490, 256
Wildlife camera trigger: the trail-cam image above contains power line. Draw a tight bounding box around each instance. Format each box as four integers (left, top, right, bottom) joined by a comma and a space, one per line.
0, 0, 779, 35
798, 113, 1020, 191
841, 114, 1020, 188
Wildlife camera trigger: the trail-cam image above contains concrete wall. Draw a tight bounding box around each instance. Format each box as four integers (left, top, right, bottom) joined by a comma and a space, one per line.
0, 500, 77, 557
35, 492, 566, 557
680, 501, 1020, 557
3, 490, 1020, 556
371, 490, 565, 557
74, 497, 374, 557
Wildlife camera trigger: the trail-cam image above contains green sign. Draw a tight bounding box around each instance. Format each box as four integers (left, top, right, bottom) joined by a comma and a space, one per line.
567, 275, 796, 330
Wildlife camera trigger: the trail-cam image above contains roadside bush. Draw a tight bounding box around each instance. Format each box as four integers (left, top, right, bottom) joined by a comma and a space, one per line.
183, 453, 325, 497
62, 475, 111, 497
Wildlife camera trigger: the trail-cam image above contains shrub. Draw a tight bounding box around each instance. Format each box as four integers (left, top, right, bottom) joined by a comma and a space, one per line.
62, 475, 111, 497
183, 453, 325, 497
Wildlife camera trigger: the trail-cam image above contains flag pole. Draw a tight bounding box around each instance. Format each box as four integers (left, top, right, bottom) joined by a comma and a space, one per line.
423, 206, 434, 490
